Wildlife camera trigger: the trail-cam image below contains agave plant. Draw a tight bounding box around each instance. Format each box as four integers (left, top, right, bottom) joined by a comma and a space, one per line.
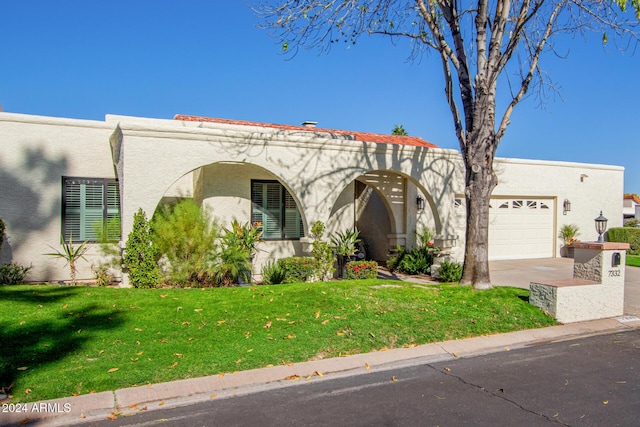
46, 234, 89, 285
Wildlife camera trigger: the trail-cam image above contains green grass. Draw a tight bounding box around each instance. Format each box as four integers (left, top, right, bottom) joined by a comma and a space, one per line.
627, 254, 640, 267
0, 280, 556, 403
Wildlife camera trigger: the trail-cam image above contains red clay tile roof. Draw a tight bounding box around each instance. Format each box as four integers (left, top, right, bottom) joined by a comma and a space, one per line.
174, 115, 438, 148
624, 194, 640, 204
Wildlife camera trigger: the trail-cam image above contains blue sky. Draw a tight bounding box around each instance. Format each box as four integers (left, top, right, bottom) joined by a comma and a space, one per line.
2, 1, 638, 193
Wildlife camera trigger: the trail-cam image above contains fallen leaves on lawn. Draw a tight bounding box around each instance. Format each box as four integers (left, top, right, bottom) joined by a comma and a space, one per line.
391, 376, 398, 382
17, 367, 28, 371
264, 321, 272, 329
210, 393, 218, 399
108, 368, 119, 373
284, 375, 301, 380
168, 362, 178, 369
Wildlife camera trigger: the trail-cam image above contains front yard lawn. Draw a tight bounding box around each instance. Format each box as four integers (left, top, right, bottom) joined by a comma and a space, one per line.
627, 254, 640, 267
1, 280, 556, 403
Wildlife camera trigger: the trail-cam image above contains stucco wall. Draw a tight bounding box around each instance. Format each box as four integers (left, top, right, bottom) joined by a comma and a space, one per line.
0, 111, 626, 283
0, 112, 115, 281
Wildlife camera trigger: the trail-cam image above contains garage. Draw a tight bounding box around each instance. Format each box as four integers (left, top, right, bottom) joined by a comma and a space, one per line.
488, 198, 555, 260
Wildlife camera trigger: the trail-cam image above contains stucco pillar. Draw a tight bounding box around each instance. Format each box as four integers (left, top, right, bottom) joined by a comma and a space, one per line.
529, 241, 630, 323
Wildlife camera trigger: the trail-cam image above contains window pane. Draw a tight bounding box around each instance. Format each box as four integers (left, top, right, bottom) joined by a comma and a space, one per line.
251, 181, 304, 239
62, 177, 121, 242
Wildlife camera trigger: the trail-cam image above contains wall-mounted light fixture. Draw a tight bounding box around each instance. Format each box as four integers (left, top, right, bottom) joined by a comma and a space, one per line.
417, 196, 425, 211
563, 199, 571, 215
595, 211, 608, 242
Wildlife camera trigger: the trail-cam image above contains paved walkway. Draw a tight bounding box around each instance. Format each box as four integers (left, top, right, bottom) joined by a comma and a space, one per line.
3, 258, 640, 426
489, 257, 640, 316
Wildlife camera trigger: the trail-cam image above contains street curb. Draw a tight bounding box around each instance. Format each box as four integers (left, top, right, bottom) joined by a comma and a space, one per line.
2, 318, 637, 426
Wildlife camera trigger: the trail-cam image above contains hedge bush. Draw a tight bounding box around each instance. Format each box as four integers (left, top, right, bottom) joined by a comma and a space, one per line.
124, 208, 161, 288
437, 261, 463, 283
278, 257, 318, 283
387, 246, 435, 275
607, 227, 640, 255
345, 260, 378, 280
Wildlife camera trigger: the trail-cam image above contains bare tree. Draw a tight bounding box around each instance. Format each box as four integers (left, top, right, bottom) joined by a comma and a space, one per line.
253, 0, 639, 289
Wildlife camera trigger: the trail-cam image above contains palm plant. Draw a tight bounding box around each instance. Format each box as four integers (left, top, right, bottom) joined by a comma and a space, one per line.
45, 234, 89, 285
331, 228, 361, 278
559, 224, 580, 245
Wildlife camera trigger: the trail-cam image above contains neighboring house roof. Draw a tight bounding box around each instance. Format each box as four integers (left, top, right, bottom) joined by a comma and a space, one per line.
624, 194, 640, 205
174, 115, 438, 148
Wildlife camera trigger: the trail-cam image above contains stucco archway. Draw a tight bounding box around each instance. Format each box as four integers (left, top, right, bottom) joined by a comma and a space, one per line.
325, 169, 443, 263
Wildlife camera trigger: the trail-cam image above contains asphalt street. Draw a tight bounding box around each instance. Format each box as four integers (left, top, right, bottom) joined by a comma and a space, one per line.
87, 329, 640, 427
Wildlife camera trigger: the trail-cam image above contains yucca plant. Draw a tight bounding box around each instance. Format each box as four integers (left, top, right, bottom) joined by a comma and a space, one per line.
45, 234, 89, 285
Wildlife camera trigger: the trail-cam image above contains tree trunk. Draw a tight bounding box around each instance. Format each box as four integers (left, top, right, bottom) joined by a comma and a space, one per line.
459, 129, 498, 290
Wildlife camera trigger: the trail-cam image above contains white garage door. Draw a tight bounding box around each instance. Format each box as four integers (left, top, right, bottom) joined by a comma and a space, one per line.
488, 198, 554, 260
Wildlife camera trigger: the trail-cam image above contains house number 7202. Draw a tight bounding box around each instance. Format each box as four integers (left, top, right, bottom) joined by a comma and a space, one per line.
608, 270, 621, 277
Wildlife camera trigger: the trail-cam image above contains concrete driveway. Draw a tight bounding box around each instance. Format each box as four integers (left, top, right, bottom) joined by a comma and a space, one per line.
490, 258, 640, 316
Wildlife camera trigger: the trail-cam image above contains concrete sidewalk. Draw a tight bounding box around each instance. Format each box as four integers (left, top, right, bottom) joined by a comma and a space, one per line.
4, 258, 640, 426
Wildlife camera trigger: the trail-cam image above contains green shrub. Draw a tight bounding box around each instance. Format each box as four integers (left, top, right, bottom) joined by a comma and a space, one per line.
386, 246, 405, 272
278, 257, 318, 283
152, 200, 220, 287
310, 221, 335, 281
0, 263, 31, 285
261, 260, 287, 285
123, 208, 161, 288
437, 261, 463, 283
624, 218, 640, 228
210, 240, 251, 287
345, 260, 378, 279
608, 227, 640, 255
392, 247, 435, 275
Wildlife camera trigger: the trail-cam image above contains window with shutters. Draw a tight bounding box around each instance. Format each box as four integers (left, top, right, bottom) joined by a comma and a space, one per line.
62, 177, 121, 242
251, 180, 304, 240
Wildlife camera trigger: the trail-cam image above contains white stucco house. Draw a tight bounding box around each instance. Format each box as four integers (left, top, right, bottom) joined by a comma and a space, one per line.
623, 194, 640, 222
0, 111, 625, 283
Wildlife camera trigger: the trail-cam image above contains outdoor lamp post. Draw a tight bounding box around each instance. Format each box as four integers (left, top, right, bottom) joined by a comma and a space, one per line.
595, 211, 608, 242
